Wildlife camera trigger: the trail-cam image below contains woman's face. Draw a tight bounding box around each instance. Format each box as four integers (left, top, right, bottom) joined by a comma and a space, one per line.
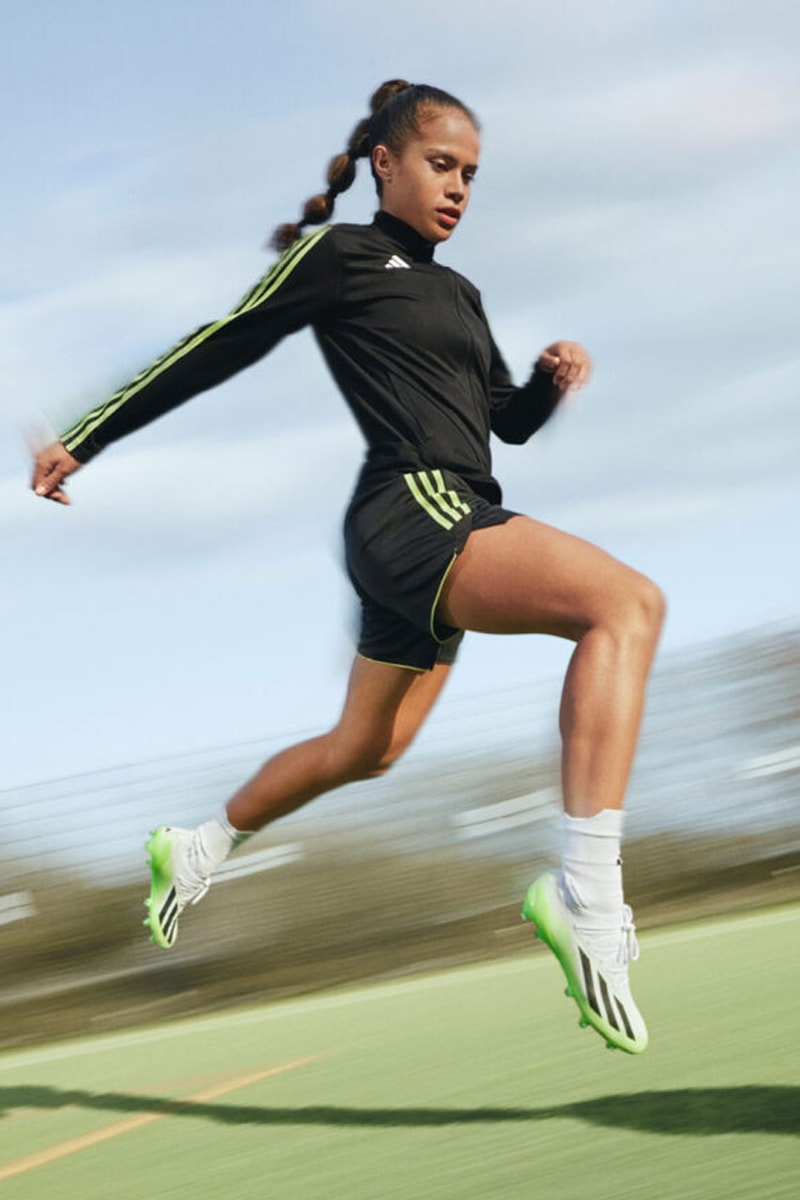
373, 107, 480, 244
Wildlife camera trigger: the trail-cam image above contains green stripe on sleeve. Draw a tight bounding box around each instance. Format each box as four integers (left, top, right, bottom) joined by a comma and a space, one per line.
61, 226, 331, 454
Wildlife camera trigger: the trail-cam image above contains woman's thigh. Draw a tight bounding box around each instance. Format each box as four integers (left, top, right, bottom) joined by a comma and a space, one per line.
438, 515, 657, 640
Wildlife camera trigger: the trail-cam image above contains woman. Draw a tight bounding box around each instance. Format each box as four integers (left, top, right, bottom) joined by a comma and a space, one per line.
32, 80, 664, 1054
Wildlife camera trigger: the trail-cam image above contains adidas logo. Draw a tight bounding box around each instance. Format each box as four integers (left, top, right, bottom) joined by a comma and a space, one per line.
579, 948, 635, 1040
384, 254, 411, 270
158, 886, 179, 945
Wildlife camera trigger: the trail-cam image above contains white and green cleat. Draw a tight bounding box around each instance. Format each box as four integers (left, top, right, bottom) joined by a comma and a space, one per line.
144, 826, 209, 950
522, 869, 648, 1055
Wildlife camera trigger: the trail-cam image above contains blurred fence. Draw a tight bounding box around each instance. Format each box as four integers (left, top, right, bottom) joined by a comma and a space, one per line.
1, 624, 798, 1049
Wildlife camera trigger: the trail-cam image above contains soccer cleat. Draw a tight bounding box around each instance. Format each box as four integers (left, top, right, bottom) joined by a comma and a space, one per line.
144, 826, 210, 950
521, 869, 648, 1054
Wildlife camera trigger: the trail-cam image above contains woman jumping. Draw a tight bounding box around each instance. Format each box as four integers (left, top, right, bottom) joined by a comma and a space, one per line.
31, 80, 664, 1054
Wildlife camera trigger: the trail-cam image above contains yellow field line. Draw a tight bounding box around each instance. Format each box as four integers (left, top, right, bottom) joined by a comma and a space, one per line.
0, 1054, 321, 1182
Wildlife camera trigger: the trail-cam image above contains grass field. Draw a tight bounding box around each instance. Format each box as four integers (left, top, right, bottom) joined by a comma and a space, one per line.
0, 905, 797, 1200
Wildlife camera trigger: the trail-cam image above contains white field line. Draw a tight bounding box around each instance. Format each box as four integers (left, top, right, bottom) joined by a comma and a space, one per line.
215, 843, 304, 882
453, 788, 559, 838
0, 892, 36, 926
735, 744, 800, 778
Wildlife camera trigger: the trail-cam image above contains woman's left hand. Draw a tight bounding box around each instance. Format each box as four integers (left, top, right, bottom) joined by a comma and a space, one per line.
536, 341, 593, 392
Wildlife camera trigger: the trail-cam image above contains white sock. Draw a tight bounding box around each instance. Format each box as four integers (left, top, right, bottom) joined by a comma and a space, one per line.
193, 810, 253, 877
560, 809, 624, 915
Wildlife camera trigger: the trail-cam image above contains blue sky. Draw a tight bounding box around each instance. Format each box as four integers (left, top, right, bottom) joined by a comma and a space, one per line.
1, 0, 799, 789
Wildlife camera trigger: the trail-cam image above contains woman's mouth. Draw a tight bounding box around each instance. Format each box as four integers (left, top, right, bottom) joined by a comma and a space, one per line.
436, 208, 460, 229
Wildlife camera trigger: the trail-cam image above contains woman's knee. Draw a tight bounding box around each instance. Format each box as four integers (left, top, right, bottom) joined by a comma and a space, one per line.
637, 574, 667, 634
320, 729, 402, 785
369, 728, 418, 777
615, 572, 667, 647
354, 733, 411, 780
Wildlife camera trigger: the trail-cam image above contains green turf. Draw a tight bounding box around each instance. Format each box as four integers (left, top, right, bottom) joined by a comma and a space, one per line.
0, 905, 797, 1199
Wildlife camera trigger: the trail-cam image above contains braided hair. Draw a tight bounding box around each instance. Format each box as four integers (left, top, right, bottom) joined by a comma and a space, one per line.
270, 80, 478, 252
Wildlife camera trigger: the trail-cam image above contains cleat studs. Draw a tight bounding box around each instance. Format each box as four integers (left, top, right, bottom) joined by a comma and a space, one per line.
605, 1042, 616, 1051
579, 1017, 589, 1029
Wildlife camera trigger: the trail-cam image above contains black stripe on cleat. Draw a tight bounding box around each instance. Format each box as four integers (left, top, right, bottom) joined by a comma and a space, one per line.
599, 976, 620, 1032
615, 997, 635, 1041
580, 949, 602, 1018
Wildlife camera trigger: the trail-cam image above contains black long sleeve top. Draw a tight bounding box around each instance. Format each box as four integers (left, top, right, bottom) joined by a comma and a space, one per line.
60, 211, 561, 504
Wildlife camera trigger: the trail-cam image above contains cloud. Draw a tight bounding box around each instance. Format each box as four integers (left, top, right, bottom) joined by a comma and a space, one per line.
4, 1, 798, 565
0, 246, 269, 425
3, 0, 800, 798
554, 59, 800, 157
491, 353, 800, 546
2, 419, 362, 546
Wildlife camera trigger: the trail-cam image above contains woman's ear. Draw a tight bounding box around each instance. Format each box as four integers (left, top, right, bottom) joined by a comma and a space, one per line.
372, 144, 393, 185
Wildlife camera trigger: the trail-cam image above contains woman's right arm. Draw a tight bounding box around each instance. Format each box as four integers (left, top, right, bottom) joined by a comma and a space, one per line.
32, 226, 338, 502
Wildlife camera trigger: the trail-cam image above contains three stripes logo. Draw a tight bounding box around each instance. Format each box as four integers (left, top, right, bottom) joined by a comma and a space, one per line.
158, 887, 179, 946
60, 226, 333, 456
384, 254, 411, 270
404, 469, 471, 531
579, 949, 635, 1040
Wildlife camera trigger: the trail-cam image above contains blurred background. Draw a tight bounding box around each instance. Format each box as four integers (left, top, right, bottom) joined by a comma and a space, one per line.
1, 0, 798, 1047
2, 625, 798, 1048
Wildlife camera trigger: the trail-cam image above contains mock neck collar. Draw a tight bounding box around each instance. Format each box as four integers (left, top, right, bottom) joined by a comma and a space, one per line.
373, 210, 436, 262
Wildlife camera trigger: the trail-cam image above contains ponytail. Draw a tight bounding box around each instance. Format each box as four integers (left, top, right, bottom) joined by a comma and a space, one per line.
270, 79, 413, 252
270, 80, 479, 251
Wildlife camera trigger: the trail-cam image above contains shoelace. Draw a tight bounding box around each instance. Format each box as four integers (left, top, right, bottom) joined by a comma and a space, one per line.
181, 836, 211, 907
617, 904, 640, 966
189, 878, 211, 907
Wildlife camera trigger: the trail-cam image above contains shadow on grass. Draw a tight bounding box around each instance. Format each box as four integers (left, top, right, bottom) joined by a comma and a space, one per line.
1, 1084, 798, 1136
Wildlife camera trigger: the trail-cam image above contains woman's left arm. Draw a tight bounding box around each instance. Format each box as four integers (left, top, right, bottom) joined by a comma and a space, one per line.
488, 336, 593, 444
535, 341, 593, 392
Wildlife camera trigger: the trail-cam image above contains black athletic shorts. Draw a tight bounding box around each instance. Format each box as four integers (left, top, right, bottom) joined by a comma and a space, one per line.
344, 466, 518, 671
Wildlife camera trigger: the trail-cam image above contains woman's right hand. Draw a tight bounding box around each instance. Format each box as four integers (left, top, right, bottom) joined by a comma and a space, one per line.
31, 441, 81, 505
